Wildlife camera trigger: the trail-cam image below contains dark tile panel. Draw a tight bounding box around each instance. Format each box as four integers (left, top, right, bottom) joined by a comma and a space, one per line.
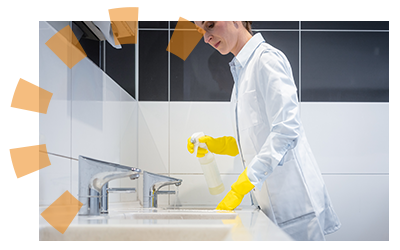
72, 22, 100, 67
302, 21, 389, 30
258, 31, 299, 97
139, 30, 169, 101
105, 43, 136, 98
139, 21, 168, 28
170, 31, 299, 101
171, 21, 299, 30
252, 21, 299, 29
170, 30, 234, 101
301, 32, 389, 102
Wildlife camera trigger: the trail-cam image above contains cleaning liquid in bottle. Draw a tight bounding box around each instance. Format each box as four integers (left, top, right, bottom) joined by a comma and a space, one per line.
191, 132, 225, 195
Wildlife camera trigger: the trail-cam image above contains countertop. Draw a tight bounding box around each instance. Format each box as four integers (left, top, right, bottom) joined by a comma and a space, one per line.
39, 202, 293, 241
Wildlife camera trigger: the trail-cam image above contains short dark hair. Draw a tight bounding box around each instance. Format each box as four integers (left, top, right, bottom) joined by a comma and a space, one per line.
241, 21, 253, 35
202, 21, 253, 35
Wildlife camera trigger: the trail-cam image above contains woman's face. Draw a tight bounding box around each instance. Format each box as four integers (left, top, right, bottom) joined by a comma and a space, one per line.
195, 21, 239, 55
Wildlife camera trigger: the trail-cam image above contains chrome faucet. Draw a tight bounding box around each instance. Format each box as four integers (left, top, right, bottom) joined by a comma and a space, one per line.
142, 171, 182, 208
78, 155, 141, 215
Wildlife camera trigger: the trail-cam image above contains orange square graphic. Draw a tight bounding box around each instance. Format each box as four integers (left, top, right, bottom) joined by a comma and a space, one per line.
167, 17, 205, 61
108, 7, 139, 21
41, 191, 83, 234
11, 78, 52, 114
111, 21, 138, 45
45, 25, 87, 68
10, 144, 51, 178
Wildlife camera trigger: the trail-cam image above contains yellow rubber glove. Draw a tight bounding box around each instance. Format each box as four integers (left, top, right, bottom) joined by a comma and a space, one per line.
187, 135, 239, 157
187, 137, 208, 157
216, 168, 255, 211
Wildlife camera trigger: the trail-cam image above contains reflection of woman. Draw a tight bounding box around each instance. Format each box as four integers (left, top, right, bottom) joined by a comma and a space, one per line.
207, 50, 233, 94
188, 21, 341, 240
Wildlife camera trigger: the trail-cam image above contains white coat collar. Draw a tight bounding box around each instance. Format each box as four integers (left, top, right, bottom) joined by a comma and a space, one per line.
229, 32, 265, 68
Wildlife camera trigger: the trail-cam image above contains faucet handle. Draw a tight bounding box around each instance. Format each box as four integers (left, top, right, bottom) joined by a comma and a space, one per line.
107, 188, 136, 193
155, 190, 175, 195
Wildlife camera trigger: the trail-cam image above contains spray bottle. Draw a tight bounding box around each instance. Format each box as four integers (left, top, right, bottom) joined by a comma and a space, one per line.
190, 132, 225, 195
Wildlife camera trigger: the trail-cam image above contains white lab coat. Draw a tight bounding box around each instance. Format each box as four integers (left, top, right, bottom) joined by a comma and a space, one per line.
229, 33, 341, 241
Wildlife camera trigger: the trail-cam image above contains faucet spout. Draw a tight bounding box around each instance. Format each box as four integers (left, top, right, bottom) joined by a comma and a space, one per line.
153, 180, 181, 194
89, 171, 140, 192
142, 171, 182, 208
78, 155, 141, 215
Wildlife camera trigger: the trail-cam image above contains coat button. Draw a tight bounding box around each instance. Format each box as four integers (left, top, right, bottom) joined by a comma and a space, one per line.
264, 172, 268, 175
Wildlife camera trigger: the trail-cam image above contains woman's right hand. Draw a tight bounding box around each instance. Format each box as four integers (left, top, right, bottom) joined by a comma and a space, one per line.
187, 137, 209, 157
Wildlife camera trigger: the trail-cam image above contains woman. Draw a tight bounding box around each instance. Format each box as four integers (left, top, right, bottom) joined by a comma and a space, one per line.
188, 21, 341, 241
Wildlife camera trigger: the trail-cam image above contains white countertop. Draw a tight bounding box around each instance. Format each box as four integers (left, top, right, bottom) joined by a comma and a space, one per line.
39, 202, 292, 241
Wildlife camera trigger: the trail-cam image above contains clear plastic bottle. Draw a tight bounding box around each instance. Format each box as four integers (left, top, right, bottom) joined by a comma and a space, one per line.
191, 132, 225, 195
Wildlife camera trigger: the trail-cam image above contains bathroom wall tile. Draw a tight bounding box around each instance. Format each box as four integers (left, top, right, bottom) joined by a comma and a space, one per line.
71, 159, 79, 198
171, 21, 299, 30
170, 30, 234, 101
106, 43, 136, 98
323, 175, 389, 241
72, 22, 100, 67
139, 30, 168, 101
101, 75, 122, 163
301, 21, 389, 30
39, 155, 71, 206
171, 174, 252, 207
258, 31, 299, 95
71, 58, 121, 164
301, 31, 389, 102
39, 21, 71, 158
139, 21, 168, 28
119, 88, 138, 168
170, 102, 243, 174
300, 103, 389, 174
138, 102, 169, 173
252, 21, 299, 29
170, 31, 299, 101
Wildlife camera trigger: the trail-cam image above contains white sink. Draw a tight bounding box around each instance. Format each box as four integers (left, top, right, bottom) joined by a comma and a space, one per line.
39, 208, 236, 241
39, 224, 232, 241
123, 209, 237, 220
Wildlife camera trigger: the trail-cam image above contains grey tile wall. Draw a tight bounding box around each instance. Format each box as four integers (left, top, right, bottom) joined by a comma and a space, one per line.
71, 21, 137, 99
137, 21, 389, 102
105, 43, 136, 98
301, 31, 389, 102
170, 30, 234, 101
139, 30, 169, 101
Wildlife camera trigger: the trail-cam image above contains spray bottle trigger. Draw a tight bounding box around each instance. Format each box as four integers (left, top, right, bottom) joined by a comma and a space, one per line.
190, 137, 199, 156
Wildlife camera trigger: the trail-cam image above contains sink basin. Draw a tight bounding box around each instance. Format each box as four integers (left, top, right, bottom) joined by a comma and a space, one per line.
39, 223, 232, 241
124, 209, 237, 220
39, 208, 236, 241
39, 224, 232, 241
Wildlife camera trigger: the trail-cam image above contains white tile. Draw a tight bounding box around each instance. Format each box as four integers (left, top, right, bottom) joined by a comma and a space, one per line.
71, 59, 122, 164
138, 102, 169, 173
71, 57, 104, 161
119, 89, 138, 168
39, 154, 71, 206
300, 103, 389, 174
39, 21, 71, 157
71, 159, 79, 198
171, 174, 252, 207
170, 102, 242, 174
323, 174, 389, 241
101, 75, 121, 163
